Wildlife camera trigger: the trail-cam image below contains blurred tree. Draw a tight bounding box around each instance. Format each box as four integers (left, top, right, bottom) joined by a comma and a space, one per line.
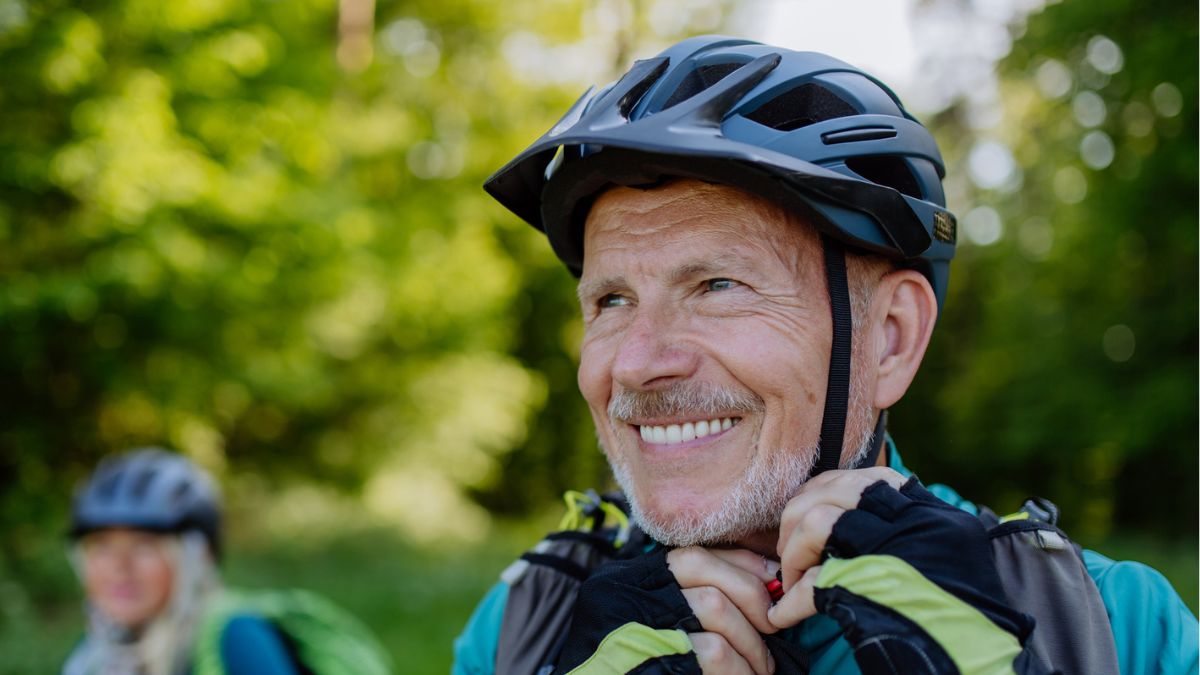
892, 0, 1197, 540
0, 0, 557, 559
0, 0, 734, 566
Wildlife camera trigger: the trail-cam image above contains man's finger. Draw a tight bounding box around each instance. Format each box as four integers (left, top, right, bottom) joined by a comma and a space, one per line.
689, 631, 760, 675
775, 503, 842, 588
776, 468, 908, 585
781, 468, 906, 536
682, 586, 774, 675
669, 547, 777, 634
706, 547, 781, 583
767, 565, 822, 630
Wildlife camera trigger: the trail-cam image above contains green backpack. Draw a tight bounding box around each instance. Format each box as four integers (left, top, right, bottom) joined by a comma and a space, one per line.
193, 588, 392, 675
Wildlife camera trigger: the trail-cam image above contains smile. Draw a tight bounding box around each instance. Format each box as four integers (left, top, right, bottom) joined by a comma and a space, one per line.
637, 418, 739, 445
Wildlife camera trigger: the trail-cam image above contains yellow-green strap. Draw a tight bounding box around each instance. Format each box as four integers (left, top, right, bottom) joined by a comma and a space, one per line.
564, 622, 693, 675
998, 511, 1031, 524
557, 490, 632, 547
816, 555, 1021, 675
193, 592, 238, 675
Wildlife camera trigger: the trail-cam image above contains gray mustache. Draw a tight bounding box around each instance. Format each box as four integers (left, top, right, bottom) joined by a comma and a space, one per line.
608, 382, 765, 422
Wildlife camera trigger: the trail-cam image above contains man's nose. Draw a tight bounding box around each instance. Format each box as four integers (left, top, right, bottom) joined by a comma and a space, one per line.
610, 307, 698, 390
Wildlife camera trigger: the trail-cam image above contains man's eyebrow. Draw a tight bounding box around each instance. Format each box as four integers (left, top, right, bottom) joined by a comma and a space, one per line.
576, 258, 751, 303
668, 260, 726, 285
577, 276, 625, 304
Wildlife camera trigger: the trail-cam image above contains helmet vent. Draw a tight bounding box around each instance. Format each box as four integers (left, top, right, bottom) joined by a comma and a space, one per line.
170, 482, 192, 505
845, 156, 922, 199
130, 468, 156, 500
743, 83, 857, 131
96, 473, 121, 500
661, 62, 745, 110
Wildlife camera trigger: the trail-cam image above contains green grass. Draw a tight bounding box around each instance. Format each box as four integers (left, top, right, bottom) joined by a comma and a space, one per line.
1, 523, 1194, 674
221, 522, 545, 672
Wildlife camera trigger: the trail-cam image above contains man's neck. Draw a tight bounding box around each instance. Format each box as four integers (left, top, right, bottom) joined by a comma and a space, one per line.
733, 530, 781, 559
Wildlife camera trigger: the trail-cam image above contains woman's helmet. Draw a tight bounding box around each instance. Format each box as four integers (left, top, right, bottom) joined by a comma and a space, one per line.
70, 448, 222, 557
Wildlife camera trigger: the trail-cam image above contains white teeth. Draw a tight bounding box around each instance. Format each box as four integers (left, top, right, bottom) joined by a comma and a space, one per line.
681, 422, 695, 442
638, 418, 738, 445
665, 424, 682, 443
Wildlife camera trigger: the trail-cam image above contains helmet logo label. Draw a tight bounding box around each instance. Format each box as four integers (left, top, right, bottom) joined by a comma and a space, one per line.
934, 211, 957, 244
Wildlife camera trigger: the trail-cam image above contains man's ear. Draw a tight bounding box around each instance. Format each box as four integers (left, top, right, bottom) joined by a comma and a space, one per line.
869, 269, 938, 410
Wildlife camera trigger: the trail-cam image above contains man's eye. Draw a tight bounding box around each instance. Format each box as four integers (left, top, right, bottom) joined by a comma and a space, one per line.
706, 278, 740, 292
599, 293, 630, 308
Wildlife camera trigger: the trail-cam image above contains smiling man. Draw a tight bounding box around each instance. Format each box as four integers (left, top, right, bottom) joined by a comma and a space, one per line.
454, 36, 1197, 675
577, 181, 891, 555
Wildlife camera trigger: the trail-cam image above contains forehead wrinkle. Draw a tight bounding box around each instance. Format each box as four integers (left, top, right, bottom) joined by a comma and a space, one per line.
583, 179, 824, 287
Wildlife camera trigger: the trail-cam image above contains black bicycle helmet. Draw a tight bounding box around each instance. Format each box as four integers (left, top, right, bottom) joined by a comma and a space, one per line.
485, 35, 957, 475
70, 448, 222, 557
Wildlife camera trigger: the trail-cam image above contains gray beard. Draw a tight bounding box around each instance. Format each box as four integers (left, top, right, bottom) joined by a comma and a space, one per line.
602, 378, 877, 547
603, 417, 876, 548
606, 430, 818, 547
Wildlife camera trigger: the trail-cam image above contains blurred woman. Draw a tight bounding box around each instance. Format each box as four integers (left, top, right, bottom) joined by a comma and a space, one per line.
62, 448, 301, 675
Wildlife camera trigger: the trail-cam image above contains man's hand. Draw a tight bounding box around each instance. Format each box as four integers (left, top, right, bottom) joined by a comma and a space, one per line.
667, 547, 779, 675
768, 467, 907, 629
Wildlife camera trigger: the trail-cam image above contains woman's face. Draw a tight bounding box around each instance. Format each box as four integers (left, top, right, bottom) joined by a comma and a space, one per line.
79, 528, 176, 628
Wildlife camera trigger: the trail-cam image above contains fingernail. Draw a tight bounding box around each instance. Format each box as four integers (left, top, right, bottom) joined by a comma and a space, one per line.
764, 558, 781, 577
767, 649, 776, 674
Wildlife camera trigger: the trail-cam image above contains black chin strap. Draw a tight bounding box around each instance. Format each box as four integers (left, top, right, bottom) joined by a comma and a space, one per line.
812, 236, 890, 476
813, 236, 852, 477
854, 409, 888, 470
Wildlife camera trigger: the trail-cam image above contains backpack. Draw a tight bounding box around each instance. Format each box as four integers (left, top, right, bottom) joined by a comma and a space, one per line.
980, 498, 1120, 675
192, 588, 392, 675
494, 490, 649, 675
494, 490, 1120, 675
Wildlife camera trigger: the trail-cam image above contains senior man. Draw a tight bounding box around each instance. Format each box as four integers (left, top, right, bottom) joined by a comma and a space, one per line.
454, 36, 1197, 675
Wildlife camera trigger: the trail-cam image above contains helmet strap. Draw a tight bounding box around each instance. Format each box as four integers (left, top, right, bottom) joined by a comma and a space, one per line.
853, 409, 888, 470
813, 235, 852, 477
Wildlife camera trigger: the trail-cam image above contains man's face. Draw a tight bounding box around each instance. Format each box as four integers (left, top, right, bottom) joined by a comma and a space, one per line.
577, 180, 838, 546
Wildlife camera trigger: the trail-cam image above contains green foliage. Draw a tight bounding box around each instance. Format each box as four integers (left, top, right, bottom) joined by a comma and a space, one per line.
0, 0, 597, 558
0, 0, 734, 641
891, 0, 1197, 540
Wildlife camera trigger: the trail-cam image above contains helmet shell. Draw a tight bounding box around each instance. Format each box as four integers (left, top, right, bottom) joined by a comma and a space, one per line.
70, 448, 222, 556
485, 35, 957, 310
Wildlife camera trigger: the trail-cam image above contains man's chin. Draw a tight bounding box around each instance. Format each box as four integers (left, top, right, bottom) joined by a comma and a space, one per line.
609, 448, 803, 547
629, 495, 761, 548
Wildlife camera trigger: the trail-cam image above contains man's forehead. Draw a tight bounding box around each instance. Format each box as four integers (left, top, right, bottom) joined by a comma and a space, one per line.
581, 179, 818, 257
588, 179, 777, 223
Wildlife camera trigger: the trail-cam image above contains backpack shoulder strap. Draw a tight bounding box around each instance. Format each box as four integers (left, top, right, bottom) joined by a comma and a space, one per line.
981, 498, 1120, 675
495, 490, 645, 675
194, 588, 391, 675
194, 591, 240, 675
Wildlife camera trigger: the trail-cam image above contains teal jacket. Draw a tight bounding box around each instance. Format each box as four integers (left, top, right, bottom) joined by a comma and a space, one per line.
453, 444, 1198, 675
